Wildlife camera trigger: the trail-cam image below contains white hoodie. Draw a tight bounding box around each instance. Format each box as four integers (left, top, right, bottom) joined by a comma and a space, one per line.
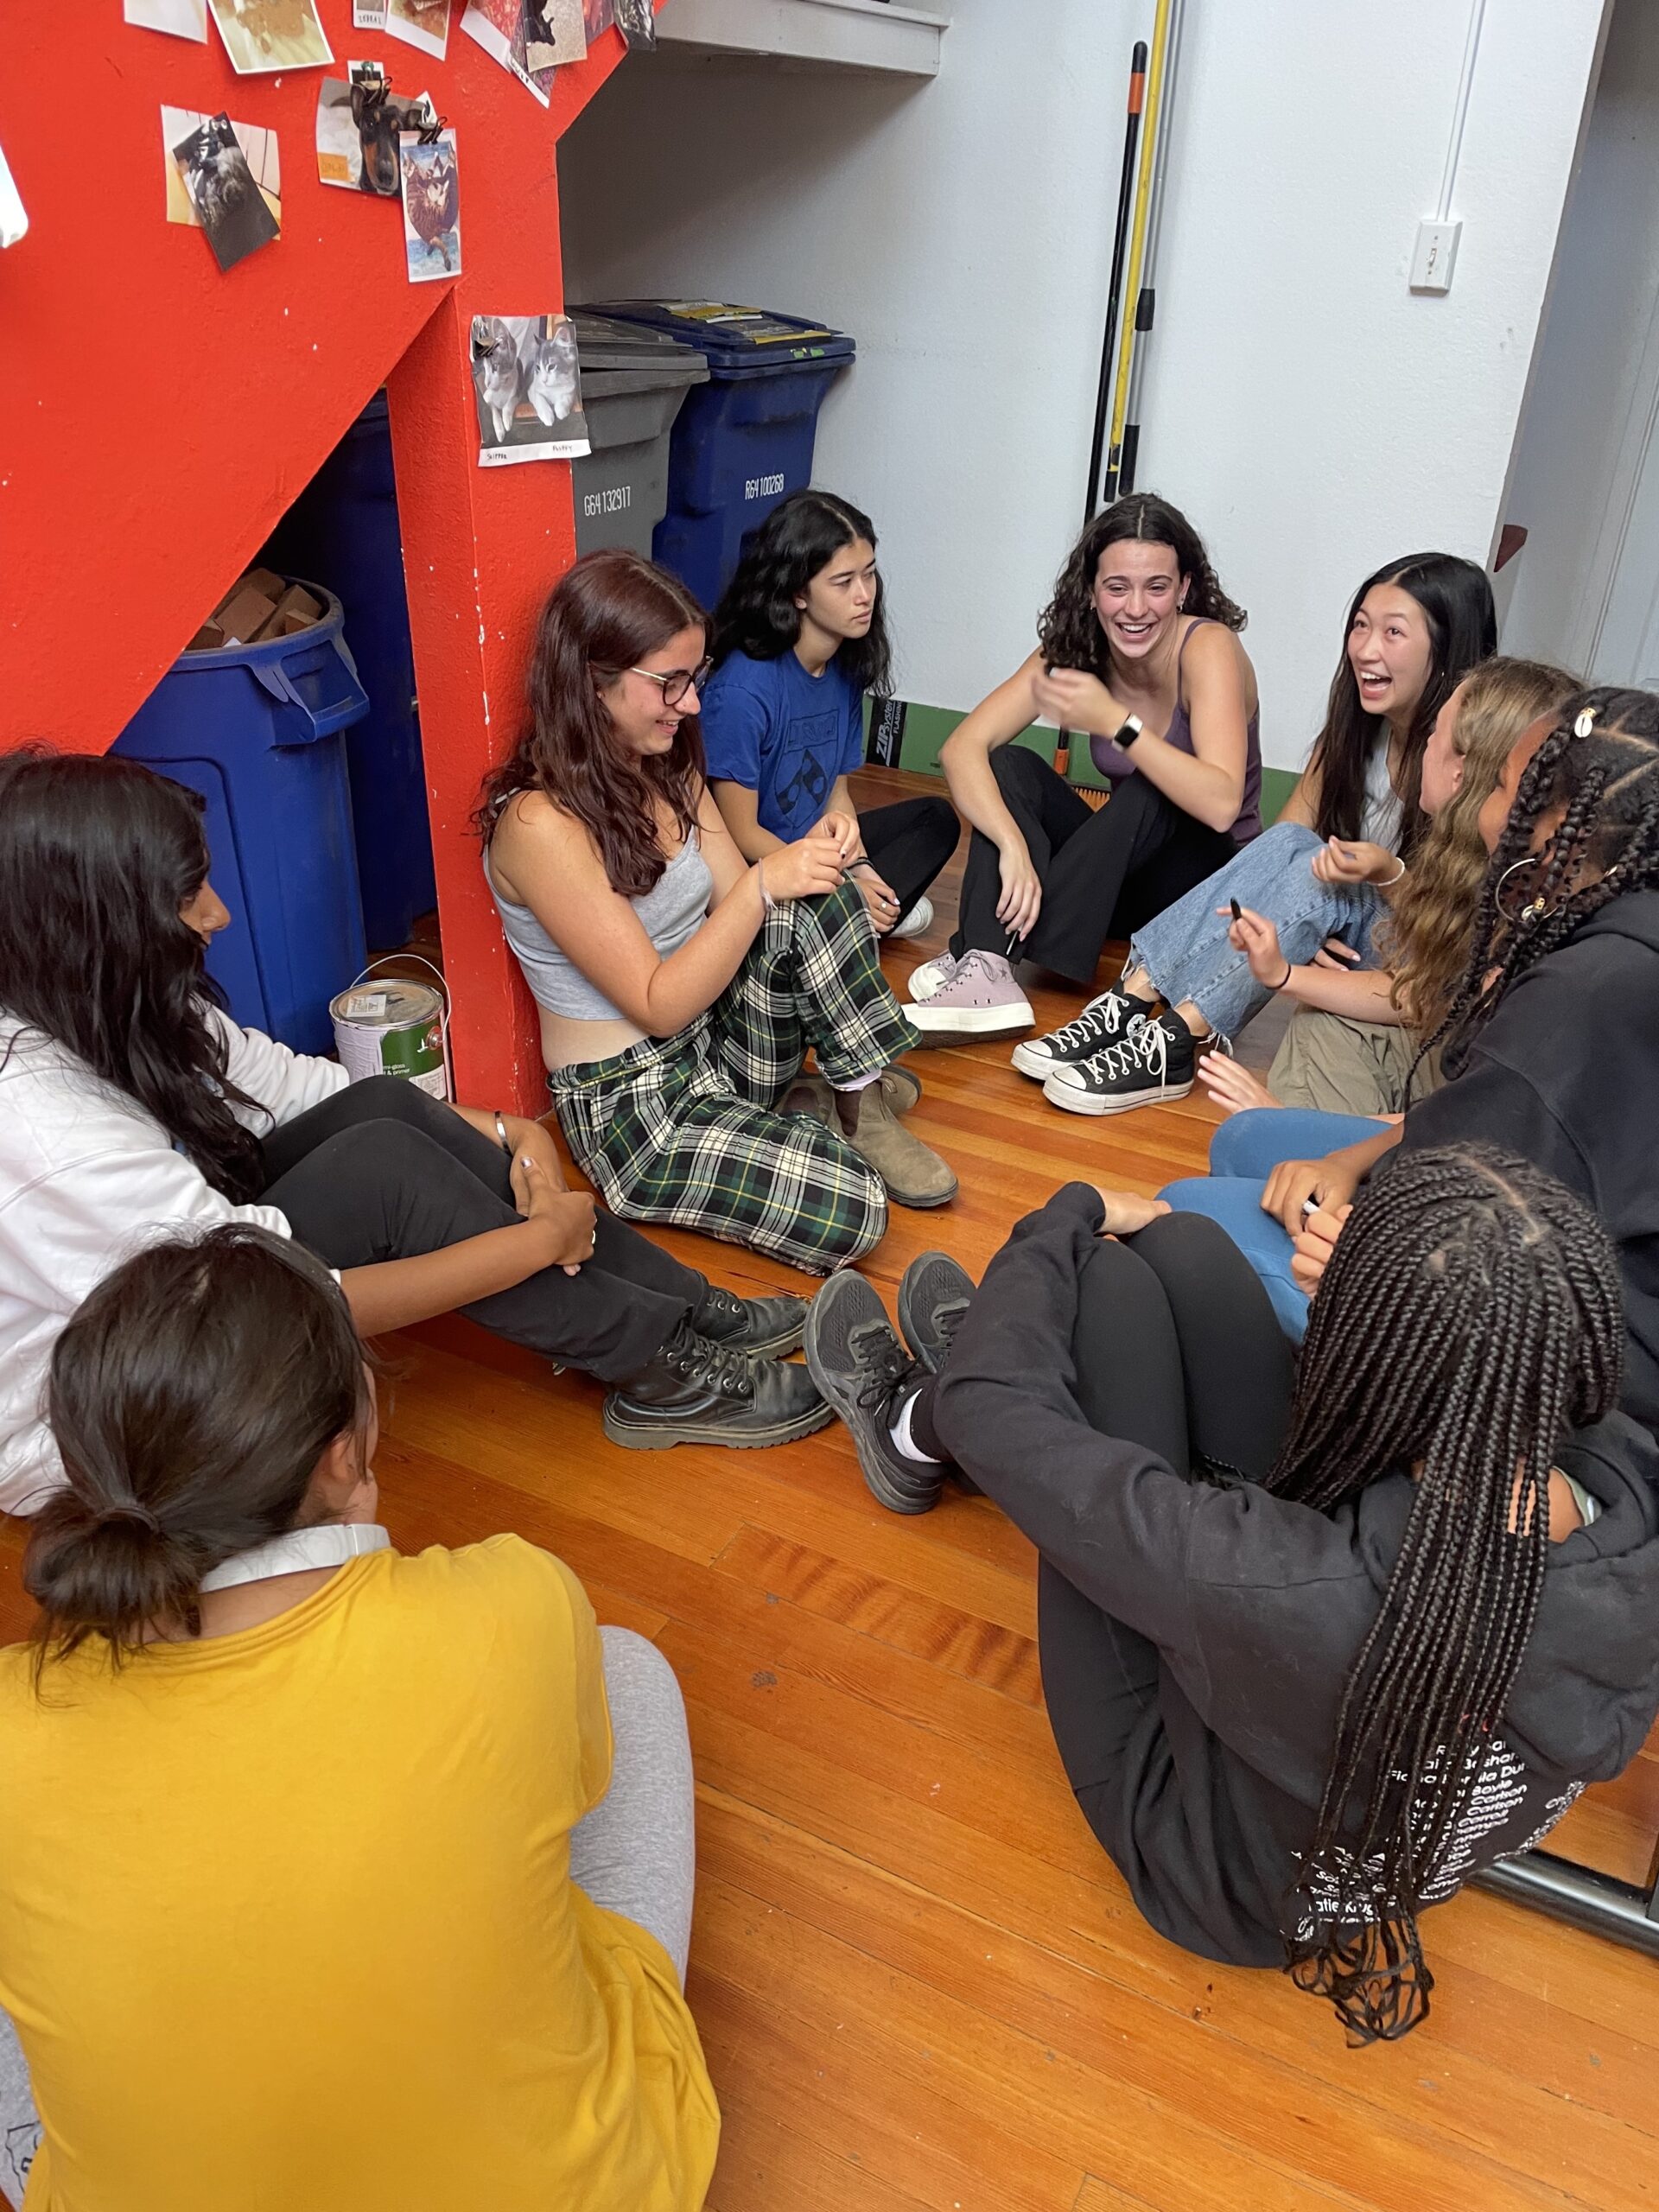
0, 1010, 348, 1516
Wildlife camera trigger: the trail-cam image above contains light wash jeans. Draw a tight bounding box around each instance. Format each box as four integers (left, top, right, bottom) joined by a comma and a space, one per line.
1159, 1106, 1389, 1340
1128, 822, 1383, 1040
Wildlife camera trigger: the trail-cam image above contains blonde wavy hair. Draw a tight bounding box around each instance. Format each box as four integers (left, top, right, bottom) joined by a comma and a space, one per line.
1380, 656, 1578, 1038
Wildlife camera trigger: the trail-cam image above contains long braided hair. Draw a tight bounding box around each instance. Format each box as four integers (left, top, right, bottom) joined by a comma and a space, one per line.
1430, 687, 1659, 1080
1263, 1146, 1623, 2041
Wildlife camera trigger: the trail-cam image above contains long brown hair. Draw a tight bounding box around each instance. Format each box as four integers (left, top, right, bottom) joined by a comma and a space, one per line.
476, 550, 708, 897
1379, 657, 1577, 1039
1037, 493, 1245, 681
27, 1226, 372, 1673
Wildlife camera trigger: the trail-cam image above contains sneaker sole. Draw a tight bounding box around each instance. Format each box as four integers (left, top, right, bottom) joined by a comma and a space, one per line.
803, 1282, 942, 1516
1042, 1077, 1195, 1117
906, 1004, 1035, 1039
601, 1395, 835, 1452
881, 1173, 959, 1211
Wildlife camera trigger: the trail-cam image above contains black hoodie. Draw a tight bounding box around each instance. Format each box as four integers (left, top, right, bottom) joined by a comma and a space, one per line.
1401, 887, 1659, 1434
930, 1184, 1659, 1968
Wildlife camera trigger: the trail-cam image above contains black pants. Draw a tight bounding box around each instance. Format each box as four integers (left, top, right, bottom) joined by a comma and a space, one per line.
258, 1077, 706, 1382
858, 794, 960, 922
912, 1212, 1295, 1857
950, 745, 1236, 985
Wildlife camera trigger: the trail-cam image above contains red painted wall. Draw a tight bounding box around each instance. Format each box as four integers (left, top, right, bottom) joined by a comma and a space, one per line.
0, 3, 639, 1107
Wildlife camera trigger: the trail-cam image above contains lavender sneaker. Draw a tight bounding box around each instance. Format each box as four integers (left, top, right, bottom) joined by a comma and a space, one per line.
906, 950, 960, 1002
906, 950, 1034, 1040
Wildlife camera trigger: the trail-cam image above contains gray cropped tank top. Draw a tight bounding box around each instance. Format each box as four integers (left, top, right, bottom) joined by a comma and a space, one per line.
486, 833, 714, 1022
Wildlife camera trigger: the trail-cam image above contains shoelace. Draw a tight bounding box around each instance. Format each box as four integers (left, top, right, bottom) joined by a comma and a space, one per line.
668, 1329, 756, 1399
1090, 1020, 1169, 1086
848, 1320, 918, 1416
931, 1298, 969, 1356
1045, 993, 1141, 1054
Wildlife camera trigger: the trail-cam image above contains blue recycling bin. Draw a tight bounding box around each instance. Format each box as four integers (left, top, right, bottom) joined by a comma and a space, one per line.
111, 586, 370, 1053
260, 393, 437, 952
577, 301, 855, 610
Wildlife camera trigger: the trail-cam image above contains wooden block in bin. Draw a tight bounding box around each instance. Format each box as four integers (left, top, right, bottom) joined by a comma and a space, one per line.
214, 584, 280, 645
254, 583, 325, 641
187, 619, 227, 653
240, 566, 288, 602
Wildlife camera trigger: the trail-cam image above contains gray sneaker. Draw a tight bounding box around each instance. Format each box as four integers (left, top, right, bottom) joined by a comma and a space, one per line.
906, 950, 1034, 1041
897, 1250, 976, 1375
803, 1274, 944, 1515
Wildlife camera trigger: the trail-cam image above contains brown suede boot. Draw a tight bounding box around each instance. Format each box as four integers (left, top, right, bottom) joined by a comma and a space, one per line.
834, 1082, 957, 1209
782, 1067, 921, 1122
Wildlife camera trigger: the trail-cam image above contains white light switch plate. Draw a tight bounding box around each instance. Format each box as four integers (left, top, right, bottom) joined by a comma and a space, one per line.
1411, 219, 1461, 294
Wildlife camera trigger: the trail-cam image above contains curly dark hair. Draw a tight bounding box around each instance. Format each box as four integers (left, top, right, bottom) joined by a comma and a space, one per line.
475, 550, 708, 899
711, 489, 894, 698
1036, 493, 1245, 681
1429, 685, 1659, 1080
1266, 1144, 1623, 2042
1303, 553, 1497, 855
0, 750, 266, 1203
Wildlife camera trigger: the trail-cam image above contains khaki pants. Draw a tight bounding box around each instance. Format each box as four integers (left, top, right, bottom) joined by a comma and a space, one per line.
1266, 1005, 1440, 1117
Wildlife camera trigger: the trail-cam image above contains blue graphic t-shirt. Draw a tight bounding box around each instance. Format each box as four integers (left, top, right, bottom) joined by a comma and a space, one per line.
701, 649, 865, 842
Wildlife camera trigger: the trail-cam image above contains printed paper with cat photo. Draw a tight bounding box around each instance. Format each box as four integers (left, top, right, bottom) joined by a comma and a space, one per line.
471, 314, 591, 467
386, 0, 453, 58
399, 129, 461, 282
206, 0, 334, 73
125, 0, 208, 41
524, 0, 586, 73
163, 106, 281, 230
171, 111, 281, 270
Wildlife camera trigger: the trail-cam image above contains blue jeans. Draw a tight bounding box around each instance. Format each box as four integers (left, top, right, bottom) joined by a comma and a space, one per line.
1128, 821, 1382, 1040
1160, 1107, 1387, 1339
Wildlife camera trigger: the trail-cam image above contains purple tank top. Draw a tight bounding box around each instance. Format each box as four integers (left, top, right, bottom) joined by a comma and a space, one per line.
1089, 618, 1262, 844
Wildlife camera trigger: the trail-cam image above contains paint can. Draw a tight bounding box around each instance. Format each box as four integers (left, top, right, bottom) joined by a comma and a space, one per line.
329, 959, 450, 1101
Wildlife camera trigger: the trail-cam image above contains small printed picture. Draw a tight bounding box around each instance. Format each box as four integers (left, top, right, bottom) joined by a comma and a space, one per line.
461, 0, 552, 105
163, 106, 282, 230
399, 129, 461, 282
171, 111, 281, 270
613, 0, 655, 49
316, 69, 433, 194
471, 314, 591, 467
385, 0, 452, 58
124, 0, 208, 40
582, 0, 613, 36
206, 0, 334, 72
524, 0, 586, 72
353, 1, 389, 23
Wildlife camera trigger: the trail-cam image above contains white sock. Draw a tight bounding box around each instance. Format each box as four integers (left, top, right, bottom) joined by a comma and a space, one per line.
830, 1071, 882, 1094
889, 1387, 941, 1465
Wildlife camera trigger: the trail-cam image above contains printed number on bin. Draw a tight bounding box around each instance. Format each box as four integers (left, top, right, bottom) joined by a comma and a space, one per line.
745, 474, 786, 501
583, 486, 632, 518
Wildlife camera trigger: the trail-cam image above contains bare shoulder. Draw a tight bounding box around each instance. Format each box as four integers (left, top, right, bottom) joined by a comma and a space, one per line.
489, 786, 603, 903
1185, 619, 1258, 709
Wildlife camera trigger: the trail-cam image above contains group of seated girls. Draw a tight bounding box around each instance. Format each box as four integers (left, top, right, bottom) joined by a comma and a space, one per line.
2, 496, 1659, 2203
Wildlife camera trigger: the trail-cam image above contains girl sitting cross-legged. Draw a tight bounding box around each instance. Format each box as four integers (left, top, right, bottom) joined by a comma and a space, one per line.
1013, 551, 1496, 1116
0, 1225, 719, 2212
801, 1155, 1659, 2044
0, 751, 827, 1503
482, 550, 957, 1250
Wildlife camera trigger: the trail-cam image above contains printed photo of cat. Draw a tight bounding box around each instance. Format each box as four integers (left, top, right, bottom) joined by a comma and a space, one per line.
469, 312, 591, 467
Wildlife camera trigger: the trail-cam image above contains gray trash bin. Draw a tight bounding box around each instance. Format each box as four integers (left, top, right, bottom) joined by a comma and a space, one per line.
570, 311, 709, 561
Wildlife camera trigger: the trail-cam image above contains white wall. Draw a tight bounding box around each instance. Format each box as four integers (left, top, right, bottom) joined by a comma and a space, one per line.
561, 0, 1609, 770
1499, 0, 1659, 678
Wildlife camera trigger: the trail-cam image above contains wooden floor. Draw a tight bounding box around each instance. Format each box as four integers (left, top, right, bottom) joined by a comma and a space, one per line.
2, 767, 1655, 2206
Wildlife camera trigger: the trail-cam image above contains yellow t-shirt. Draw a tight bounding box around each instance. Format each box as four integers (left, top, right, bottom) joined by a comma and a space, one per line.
0, 1535, 719, 2212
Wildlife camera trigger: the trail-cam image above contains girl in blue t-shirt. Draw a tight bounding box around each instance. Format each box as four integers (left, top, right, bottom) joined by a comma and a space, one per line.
703, 492, 958, 941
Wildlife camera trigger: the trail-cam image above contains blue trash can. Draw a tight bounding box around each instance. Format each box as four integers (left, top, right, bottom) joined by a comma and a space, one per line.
577, 301, 855, 610
111, 586, 370, 1054
260, 393, 436, 953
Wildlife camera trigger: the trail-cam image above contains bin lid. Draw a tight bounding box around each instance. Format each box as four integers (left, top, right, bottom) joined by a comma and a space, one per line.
580, 299, 855, 378
569, 310, 708, 375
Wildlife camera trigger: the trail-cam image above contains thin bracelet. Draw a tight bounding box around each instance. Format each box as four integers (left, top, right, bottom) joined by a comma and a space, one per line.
493, 1110, 514, 1160
756, 856, 774, 913
1269, 961, 1294, 991
1379, 857, 1407, 887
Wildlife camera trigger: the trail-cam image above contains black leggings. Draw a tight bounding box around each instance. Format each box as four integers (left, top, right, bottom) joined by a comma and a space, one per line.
912, 1211, 1295, 1859
258, 1077, 706, 1382
950, 745, 1236, 984
857, 794, 960, 921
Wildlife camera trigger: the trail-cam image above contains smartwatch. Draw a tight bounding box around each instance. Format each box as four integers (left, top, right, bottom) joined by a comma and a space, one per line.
1112, 715, 1145, 751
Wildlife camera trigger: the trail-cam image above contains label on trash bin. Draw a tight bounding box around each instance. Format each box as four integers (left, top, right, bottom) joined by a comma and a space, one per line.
657, 302, 835, 345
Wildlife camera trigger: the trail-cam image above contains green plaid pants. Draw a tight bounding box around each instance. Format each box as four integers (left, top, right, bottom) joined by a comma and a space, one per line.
548, 878, 921, 1274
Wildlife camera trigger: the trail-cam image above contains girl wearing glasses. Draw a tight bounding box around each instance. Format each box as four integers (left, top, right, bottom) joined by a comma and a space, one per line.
702, 491, 959, 945
480, 551, 957, 1276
